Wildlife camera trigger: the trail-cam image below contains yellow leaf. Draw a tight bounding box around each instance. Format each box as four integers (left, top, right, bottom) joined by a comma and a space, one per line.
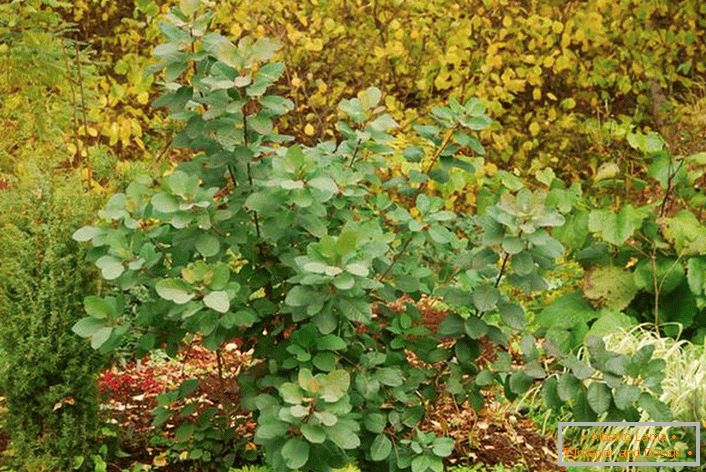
554, 54, 572, 72
485, 162, 498, 176
529, 122, 541, 136
119, 120, 132, 145
137, 92, 150, 105
304, 123, 315, 136
532, 87, 542, 101
153, 453, 168, 467
560, 97, 576, 110
305, 38, 323, 52
552, 21, 564, 34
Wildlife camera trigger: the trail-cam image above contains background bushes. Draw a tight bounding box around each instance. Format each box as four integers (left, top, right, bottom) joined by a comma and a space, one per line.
53, 0, 706, 180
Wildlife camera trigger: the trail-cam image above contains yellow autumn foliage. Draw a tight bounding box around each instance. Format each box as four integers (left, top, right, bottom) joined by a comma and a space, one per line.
4, 0, 705, 193
57, 0, 705, 175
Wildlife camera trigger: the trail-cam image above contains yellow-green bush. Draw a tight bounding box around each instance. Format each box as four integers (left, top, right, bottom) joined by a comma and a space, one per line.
58, 0, 706, 180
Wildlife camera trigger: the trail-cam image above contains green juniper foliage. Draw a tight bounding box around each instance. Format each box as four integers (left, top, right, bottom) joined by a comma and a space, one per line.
0, 167, 103, 470
73, 2, 674, 471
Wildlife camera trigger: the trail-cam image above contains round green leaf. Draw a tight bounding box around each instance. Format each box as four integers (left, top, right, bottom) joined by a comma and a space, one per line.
96, 255, 124, 280
84, 296, 116, 319
471, 285, 499, 312
195, 233, 220, 257
300, 424, 326, 444
203, 290, 230, 313
91, 326, 113, 350
155, 279, 194, 304
72, 225, 99, 242
587, 382, 612, 414
370, 434, 392, 461
72, 317, 106, 338
282, 437, 309, 470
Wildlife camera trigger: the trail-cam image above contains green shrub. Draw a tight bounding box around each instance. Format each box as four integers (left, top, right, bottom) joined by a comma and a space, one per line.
72, 4, 673, 471
0, 165, 103, 470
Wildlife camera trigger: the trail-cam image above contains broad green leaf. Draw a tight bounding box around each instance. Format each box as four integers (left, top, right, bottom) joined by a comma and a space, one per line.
588, 205, 647, 246
203, 291, 229, 313
509, 371, 532, 394
375, 367, 404, 387
300, 424, 326, 444
614, 385, 640, 410
298, 369, 320, 394
319, 370, 350, 402
583, 266, 638, 310
633, 257, 685, 294
498, 302, 525, 330
562, 357, 595, 379
463, 316, 488, 339
282, 438, 309, 470
403, 146, 424, 163
221, 309, 257, 328
586, 382, 612, 414
72, 225, 99, 242
279, 383, 303, 404
661, 210, 706, 255
151, 192, 180, 213
573, 390, 597, 422
542, 377, 563, 409
285, 286, 311, 307
72, 317, 106, 338
345, 262, 368, 277
471, 285, 499, 312
179, 0, 200, 16
432, 437, 454, 457
91, 326, 113, 350
536, 291, 596, 330
96, 255, 124, 280
315, 335, 347, 351
585, 310, 634, 339
363, 413, 386, 433
475, 370, 494, 387
687, 256, 706, 296
195, 233, 220, 257
638, 393, 673, 421
256, 419, 289, 440
326, 419, 360, 449
428, 224, 453, 244
84, 296, 117, 319
437, 313, 466, 336
175, 423, 195, 443
337, 230, 358, 256
370, 434, 392, 461
557, 373, 581, 402
155, 279, 194, 304
309, 176, 338, 194
360, 86, 382, 109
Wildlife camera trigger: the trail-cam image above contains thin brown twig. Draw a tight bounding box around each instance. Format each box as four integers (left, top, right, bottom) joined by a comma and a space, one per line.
60, 40, 82, 178
74, 42, 92, 188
